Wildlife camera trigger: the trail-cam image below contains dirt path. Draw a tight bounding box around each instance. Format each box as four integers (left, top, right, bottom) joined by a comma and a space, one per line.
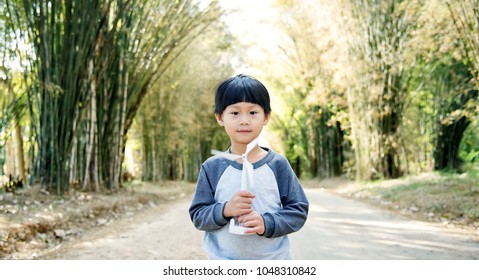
44, 195, 207, 260
44, 189, 479, 260
290, 189, 479, 259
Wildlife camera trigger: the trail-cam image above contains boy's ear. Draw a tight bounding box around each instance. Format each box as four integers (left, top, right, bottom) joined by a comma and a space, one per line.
263, 112, 271, 125
215, 113, 224, 126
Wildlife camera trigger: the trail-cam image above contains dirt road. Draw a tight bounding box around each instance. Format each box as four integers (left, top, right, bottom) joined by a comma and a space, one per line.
45, 188, 479, 260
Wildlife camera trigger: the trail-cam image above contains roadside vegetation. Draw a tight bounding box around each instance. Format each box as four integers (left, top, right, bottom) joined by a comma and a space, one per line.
0, 181, 195, 259
310, 171, 479, 231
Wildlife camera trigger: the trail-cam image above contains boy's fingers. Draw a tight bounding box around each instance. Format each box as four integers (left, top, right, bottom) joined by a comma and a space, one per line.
238, 190, 255, 198
237, 199, 252, 207
241, 220, 256, 227
239, 208, 252, 215
244, 225, 263, 235
238, 213, 259, 224
237, 213, 247, 222
240, 198, 253, 204
233, 195, 253, 204
236, 196, 252, 202
242, 202, 251, 207
237, 214, 252, 223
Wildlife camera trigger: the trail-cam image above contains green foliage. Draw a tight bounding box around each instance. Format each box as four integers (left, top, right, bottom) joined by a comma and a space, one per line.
261, 0, 348, 179
133, 16, 233, 182
447, 0, 479, 87
356, 172, 479, 223
458, 119, 479, 164
345, 0, 418, 179
3, 0, 223, 194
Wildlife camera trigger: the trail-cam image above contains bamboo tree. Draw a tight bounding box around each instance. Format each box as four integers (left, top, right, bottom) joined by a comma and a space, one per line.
346, 0, 417, 179
263, 0, 347, 178
95, 0, 221, 190
407, 0, 479, 172
1, 0, 30, 183
137, 19, 233, 182
0, 74, 27, 182
16, 0, 114, 194
5, 0, 221, 193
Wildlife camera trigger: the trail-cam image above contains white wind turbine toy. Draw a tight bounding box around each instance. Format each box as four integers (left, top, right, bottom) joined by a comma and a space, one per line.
211, 137, 259, 235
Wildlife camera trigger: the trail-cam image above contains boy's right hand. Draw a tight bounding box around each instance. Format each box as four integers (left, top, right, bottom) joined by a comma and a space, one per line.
223, 190, 255, 218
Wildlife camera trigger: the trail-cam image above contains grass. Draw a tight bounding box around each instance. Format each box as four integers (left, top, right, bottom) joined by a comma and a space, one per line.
366, 173, 479, 222
307, 172, 479, 229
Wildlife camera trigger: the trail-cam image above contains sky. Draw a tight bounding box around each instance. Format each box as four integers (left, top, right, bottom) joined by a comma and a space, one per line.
219, 0, 281, 75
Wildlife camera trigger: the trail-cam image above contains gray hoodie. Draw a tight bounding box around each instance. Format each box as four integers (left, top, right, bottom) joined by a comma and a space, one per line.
189, 148, 309, 259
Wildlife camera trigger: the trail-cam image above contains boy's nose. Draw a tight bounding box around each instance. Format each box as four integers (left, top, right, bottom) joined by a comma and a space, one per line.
240, 117, 249, 125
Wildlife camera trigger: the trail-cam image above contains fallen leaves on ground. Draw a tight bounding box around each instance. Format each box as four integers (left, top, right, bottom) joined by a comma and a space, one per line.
0, 181, 195, 259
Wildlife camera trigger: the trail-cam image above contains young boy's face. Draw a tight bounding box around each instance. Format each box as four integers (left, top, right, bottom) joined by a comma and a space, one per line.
215, 102, 270, 148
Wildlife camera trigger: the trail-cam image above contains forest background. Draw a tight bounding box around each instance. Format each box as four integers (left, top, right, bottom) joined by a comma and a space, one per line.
0, 0, 478, 235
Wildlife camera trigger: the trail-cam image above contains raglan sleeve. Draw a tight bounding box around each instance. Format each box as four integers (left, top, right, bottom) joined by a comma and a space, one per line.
261, 157, 309, 238
189, 164, 230, 231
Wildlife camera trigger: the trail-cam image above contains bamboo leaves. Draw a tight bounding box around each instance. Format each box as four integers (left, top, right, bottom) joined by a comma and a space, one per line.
447, 0, 479, 86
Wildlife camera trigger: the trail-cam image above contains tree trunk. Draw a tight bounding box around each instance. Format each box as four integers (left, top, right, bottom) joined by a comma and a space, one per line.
83, 59, 95, 191
434, 117, 470, 170
114, 70, 129, 190
5, 139, 14, 176
13, 123, 26, 183
310, 106, 345, 179
110, 48, 125, 191
434, 87, 478, 171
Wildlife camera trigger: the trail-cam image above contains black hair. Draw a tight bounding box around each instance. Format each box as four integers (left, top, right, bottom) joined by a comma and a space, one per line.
214, 74, 271, 115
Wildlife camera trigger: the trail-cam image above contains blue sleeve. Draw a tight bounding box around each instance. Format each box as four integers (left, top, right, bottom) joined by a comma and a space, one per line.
189, 164, 230, 231
262, 155, 309, 238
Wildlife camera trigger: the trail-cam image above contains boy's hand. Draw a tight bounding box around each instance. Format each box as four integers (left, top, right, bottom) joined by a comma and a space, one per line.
238, 211, 265, 235
223, 190, 255, 218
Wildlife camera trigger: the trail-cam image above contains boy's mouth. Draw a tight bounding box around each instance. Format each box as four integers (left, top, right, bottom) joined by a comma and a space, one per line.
237, 129, 252, 133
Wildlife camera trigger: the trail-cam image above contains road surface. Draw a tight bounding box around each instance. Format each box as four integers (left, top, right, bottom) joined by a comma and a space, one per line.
45, 189, 479, 259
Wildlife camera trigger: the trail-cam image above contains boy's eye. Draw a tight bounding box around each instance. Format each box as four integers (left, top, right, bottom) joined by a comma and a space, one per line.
249, 111, 258, 115
231, 112, 239, 115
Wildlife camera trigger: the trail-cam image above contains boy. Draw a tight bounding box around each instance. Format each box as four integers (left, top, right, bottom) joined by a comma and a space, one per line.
189, 74, 309, 260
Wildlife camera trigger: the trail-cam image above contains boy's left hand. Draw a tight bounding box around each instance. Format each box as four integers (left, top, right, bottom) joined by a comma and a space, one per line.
237, 211, 265, 235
